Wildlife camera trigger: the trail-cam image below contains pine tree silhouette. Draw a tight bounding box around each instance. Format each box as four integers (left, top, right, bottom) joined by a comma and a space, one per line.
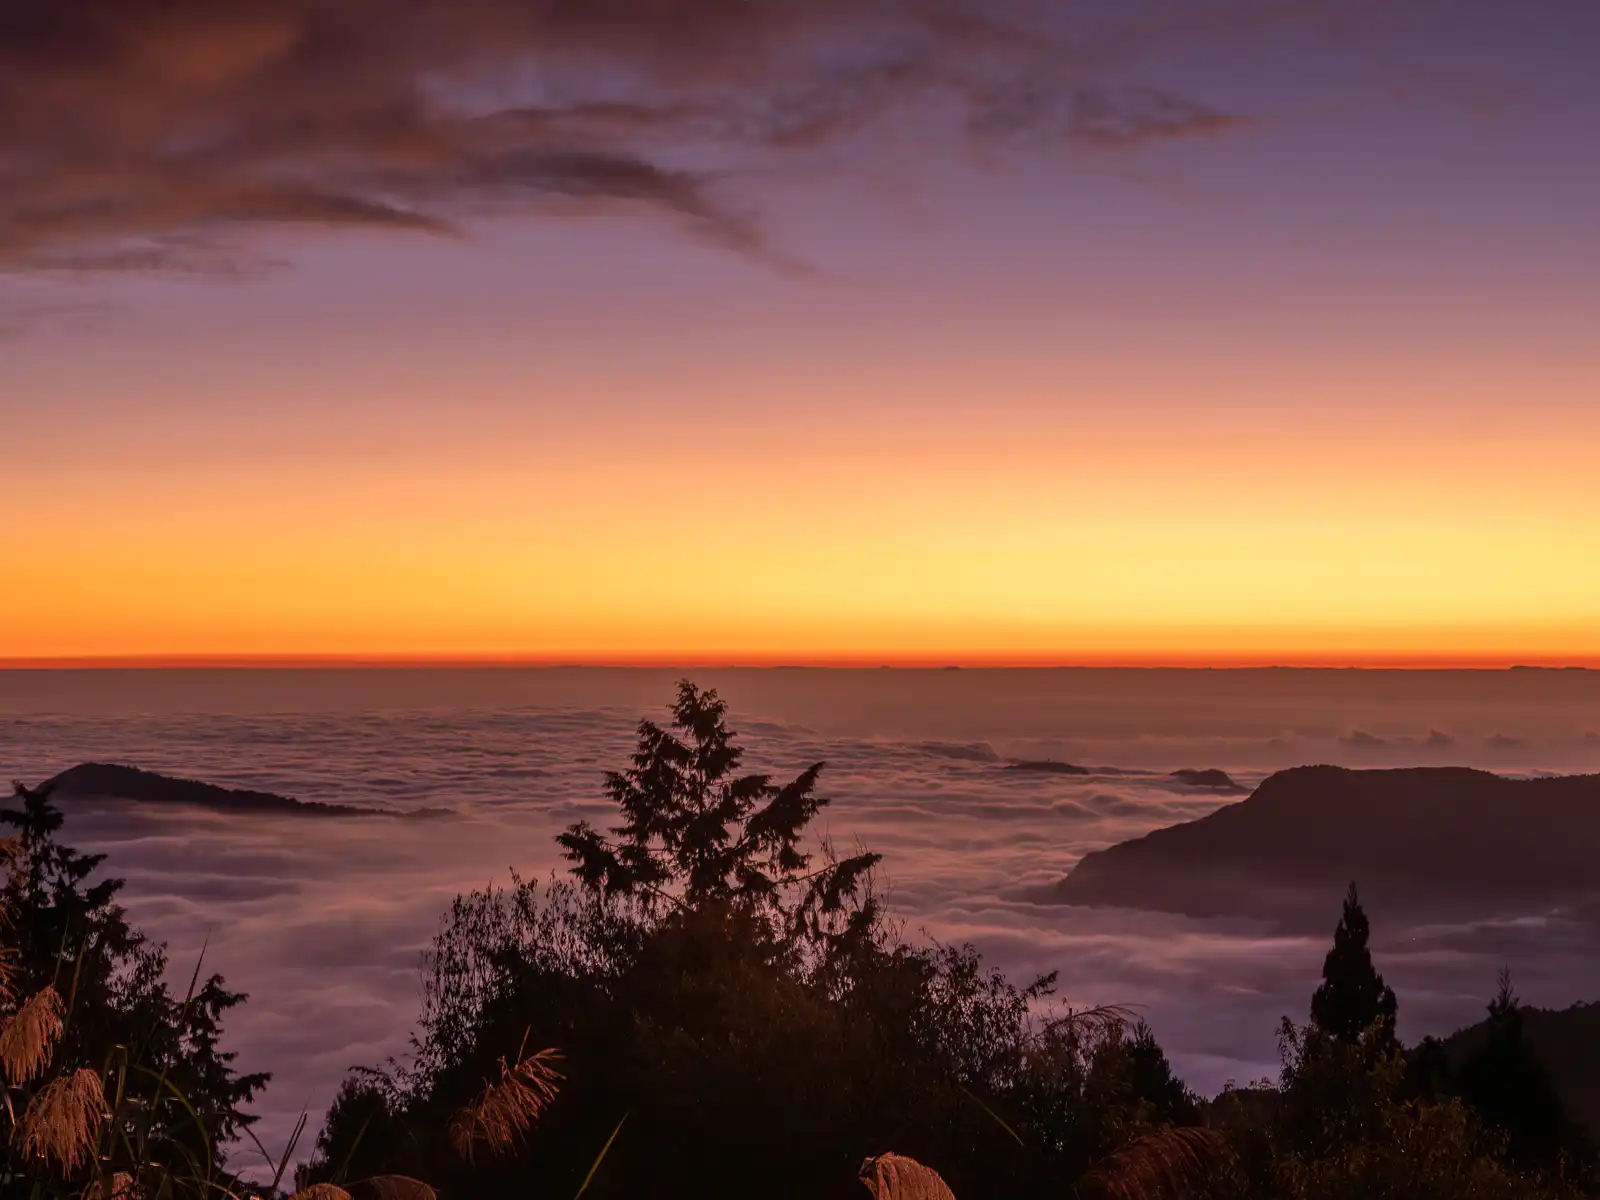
1460, 969, 1591, 1173
1310, 882, 1397, 1044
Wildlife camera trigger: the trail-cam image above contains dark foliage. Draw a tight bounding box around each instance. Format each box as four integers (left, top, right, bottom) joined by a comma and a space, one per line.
1, 781, 268, 1193
1309, 883, 1396, 1046
293, 684, 1600, 1200
6, 681, 1598, 1200
1218, 1021, 1583, 1200
1203, 908, 1592, 1200
1113, 1021, 1202, 1127
1439, 997, 1600, 1148
555, 680, 882, 937
1458, 971, 1594, 1177
308, 683, 1185, 1199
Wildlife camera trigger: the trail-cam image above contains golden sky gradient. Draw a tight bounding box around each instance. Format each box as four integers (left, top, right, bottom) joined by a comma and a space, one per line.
7, 377, 1598, 665
2, 3, 1596, 666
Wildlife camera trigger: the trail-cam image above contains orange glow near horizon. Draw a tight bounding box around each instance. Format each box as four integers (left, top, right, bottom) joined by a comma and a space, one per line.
6, 166, 1598, 671
3, 4, 1600, 672
5, 654, 1600, 670
7, 401, 1598, 667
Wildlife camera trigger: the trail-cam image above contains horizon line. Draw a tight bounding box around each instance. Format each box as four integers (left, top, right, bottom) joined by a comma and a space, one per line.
2, 654, 1596, 672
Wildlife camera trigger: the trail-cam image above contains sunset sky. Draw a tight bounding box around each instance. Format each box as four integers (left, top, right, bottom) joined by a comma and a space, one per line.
3, 0, 1597, 666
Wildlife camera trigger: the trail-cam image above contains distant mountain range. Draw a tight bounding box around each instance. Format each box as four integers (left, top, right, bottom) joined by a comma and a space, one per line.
1005, 760, 1092, 775
1051, 766, 1600, 922
41, 763, 451, 820
1002, 761, 1246, 791
1168, 768, 1248, 793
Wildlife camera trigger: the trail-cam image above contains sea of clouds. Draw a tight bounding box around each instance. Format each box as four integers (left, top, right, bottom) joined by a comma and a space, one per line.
3, 667, 1599, 1176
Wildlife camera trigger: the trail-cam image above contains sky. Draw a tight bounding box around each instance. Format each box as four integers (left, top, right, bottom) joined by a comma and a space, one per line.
2, 0, 1598, 666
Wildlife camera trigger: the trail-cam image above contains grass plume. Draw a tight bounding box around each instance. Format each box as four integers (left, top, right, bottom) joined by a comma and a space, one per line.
1075, 1126, 1237, 1199
359, 1177, 438, 1200
448, 1047, 563, 1163
0, 984, 64, 1083
22, 1067, 106, 1173
859, 1153, 959, 1200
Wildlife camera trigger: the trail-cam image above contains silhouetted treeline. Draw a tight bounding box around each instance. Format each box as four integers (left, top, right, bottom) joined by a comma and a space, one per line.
302, 683, 1598, 1199
0, 783, 268, 1198
3, 682, 1597, 1199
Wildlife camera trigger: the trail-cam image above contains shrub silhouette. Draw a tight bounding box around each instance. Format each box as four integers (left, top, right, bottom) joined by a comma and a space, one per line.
1204, 902, 1592, 1200
0, 783, 269, 1197
1459, 971, 1594, 1177
557, 680, 882, 925
306, 686, 1598, 1200
1226, 1016, 1587, 1200
309, 683, 1188, 1199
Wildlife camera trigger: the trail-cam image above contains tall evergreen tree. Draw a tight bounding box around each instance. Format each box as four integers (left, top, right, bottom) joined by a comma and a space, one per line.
557, 680, 881, 936
1118, 1021, 1201, 1125
1310, 883, 1397, 1044
1460, 970, 1592, 1175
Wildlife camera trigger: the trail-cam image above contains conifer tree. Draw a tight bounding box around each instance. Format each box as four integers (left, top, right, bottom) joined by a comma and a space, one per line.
1122, 1021, 1201, 1125
1460, 969, 1591, 1174
557, 680, 881, 940
1310, 882, 1397, 1044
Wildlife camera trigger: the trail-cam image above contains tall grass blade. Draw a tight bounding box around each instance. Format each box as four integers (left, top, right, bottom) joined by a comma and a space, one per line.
957, 1084, 1024, 1148
573, 1112, 628, 1200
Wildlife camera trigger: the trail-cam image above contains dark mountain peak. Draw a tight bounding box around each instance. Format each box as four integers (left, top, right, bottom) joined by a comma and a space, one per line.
1051, 765, 1600, 923
1005, 760, 1091, 775
1169, 768, 1246, 792
42, 762, 448, 819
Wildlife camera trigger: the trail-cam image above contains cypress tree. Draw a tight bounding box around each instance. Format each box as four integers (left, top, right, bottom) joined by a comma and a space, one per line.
1310, 882, 1397, 1044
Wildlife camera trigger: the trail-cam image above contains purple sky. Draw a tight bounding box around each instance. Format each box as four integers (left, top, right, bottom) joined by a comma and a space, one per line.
3, 1, 1598, 663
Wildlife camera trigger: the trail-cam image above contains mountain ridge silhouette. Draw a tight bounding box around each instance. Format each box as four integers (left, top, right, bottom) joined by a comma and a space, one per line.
41, 762, 452, 820
1052, 765, 1600, 921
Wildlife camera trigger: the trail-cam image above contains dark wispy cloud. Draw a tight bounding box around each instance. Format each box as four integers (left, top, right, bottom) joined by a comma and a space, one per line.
0, 0, 1255, 274
1339, 730, 1389, 749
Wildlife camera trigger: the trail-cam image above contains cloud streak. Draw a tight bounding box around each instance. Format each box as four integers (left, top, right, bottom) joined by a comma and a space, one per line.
0, 0, 1254, 274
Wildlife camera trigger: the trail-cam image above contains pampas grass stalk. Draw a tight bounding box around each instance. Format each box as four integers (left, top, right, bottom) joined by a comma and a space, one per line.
22, 1066, 106, 1172
448, 1047, 563, 1162
85, 1171, 135, 1199
1076, 1126, 1237, 1199
360, 1176, 438, 1200
0, 985, 64, 1083
290, 1185, 353, 1200
858, 1153, 958, 1200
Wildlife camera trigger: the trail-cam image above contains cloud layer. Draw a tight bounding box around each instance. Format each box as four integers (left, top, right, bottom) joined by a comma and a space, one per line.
5, 667, 1600, 1174
0, 0, 1251, 272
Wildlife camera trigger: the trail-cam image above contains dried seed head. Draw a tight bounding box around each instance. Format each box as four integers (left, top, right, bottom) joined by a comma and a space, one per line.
85, 1171, 136, 1199
858, 1153, 958, 1200
0, 986, 65, 1083
1077, 1127, 1238, 1199
448, 1047, 563, 1163
357, 1177, 438, 1200
22, 1067, 105, 1173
